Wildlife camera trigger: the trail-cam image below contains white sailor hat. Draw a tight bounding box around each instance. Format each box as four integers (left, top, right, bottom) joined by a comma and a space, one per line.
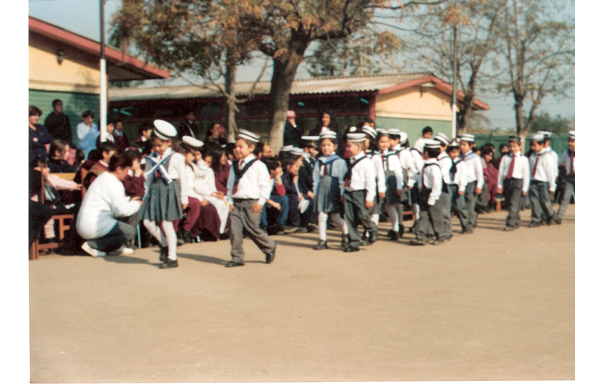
237, 129, 260, 143
568, 130, 575, 139
182, 136, 204, 149
347, 126, 358, 133
301, 135, 319, 142
537, 131, 552, 138
447, 139, 461, 148
508, 135, 521, 142
319, 127, 334, 135
376, 128, 389, 135
319, 130, 337, 140
532, 133, 545, 142
153, 119, 178, 140
460, 133, 475, 142
290, 147, 305, 156
399, 132, 408, 144
362, 125, 377, 139
347, 132, 366, 142
280, 145, 293, 152
434, 132, 449, 145
298, 198, 310, 214
424, 139, 441, 149
387, 128, 401, 136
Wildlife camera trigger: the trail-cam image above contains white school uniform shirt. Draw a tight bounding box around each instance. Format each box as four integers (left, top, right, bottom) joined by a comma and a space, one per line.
461, 150, 485, 189
345, 152, 377, 202
529, 148, 557, 192
312, 154, 348, 196
76, 172, 140, 239
143, 147, 191, 205
547, 147, 559, 167
383, 149, 404, 190
407, 147, 424, 188
558, 149, 575, 176
436, 152, 453, 185
419, 159, 443, 206
368, 151, 388, 194
226, 154, 271, 206
182, 164, 204, 202
448, 157, 468, 192
497, 152, 530, 193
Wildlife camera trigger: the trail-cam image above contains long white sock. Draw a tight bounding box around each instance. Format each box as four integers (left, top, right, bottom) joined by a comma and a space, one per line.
371, 214, 379, 226
161, 221, 178, 261
143, 219, 167, 247
385, 204, 399, 231
330, 213, 348, 234
411, 203, 420, 221
318, 212, 328, 241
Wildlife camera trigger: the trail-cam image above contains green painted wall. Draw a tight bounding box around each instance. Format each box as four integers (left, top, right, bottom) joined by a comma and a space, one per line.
474, 134, 570, 156
29, 89, 100, 145
375, 116, 452, 146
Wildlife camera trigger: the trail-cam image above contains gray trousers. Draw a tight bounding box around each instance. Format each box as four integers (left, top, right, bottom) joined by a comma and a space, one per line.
87, 219, 136, 252
230, 199, 276, 263
530, 180, 555, 223
556, 176, 575, 220
438, 189, 452, 239
477, 181, 489, 208
344, 190, 377, 248
463, 181, 478, 231
503, 179, 523, 228
415, 190, 446, 241
449, 184, 469, 232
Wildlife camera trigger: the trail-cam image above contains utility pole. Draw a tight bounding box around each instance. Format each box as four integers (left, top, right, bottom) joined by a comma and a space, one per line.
99, 0, 108, 142
451, 0, 458, 138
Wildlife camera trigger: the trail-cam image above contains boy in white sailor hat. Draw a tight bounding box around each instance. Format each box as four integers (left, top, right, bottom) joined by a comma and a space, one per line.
497, 135, 530, 231
528, 133, 557, 227
457, 133, 484, 234
410, 139, 446, 245
554, 131, 575, 224
342, 132, 378, 252
433, 132, 453, 240
225, 129, 276, 267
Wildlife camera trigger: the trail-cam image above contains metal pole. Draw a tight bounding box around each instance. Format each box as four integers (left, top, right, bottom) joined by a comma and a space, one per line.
99, 0, 107, 142
451, 21, 458, 138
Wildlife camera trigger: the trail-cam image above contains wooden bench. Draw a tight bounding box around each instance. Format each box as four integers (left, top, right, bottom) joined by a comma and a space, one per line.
30, 172, 77, 260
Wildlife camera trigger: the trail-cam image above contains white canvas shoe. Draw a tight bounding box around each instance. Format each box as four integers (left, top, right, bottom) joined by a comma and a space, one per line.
82, 241, 106, 257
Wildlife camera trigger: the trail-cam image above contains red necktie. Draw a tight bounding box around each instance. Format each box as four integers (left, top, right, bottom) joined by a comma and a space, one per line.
532, 156, 539, 178
570, 152, 574, 176
506, 156, 516, 179
323, 163, 328, 176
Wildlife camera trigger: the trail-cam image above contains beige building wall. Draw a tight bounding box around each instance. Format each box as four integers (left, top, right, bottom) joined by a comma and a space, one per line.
29, 33, 100, 94
375, 85, 453, 122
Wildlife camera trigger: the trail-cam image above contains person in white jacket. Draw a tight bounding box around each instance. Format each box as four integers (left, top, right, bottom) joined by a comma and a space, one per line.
192, 153, 230, 235
76, 152, 141, 257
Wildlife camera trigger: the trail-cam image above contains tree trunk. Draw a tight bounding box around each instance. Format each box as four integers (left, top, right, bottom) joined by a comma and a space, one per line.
267, 35, 310, 153
224, 57, 238, 143
513, 92, 526, 144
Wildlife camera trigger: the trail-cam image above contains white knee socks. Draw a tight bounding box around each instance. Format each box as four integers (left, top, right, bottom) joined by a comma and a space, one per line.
318, 212, 348, 241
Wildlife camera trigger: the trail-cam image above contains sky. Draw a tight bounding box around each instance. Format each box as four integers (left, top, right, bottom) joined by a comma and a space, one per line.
28, 0, 575, 132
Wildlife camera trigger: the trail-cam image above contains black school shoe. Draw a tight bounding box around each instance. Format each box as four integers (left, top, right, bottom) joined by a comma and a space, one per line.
388, 231, 399, 241
265, 245, 276, 264
503, 226, 517, 231
159, 258, 178, 269
368, 233, 378, 245
343, 246, 360, 252
410, 239, 426, 246
313, 240, 328, 250
528, 222, 540, 228
398, 224, 405, 238
225, 261, 245, 267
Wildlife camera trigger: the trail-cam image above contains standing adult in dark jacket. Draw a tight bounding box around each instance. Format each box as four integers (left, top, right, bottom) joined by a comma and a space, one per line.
308, 110, 343, 156
178, 110, 200, 139
44, 99, 72, 142
283, 110, 302, 148
29, 106, 53, 162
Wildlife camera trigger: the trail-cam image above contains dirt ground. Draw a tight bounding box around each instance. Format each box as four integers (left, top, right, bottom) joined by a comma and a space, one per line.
29, 205, 575, 383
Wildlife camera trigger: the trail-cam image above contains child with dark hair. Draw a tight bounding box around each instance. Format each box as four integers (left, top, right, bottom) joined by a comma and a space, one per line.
123, 150, 145, 199
84, 141, 118, 188
282, 151, 315, 233
497, 136, 530, 231
458, 134, 484, 234
527, 133, 557, 227
259, 157, 293, 235
410, 140, 446, 246
209, 148, 230, 194
379, 130, 404, 240
48, 139, 75, 173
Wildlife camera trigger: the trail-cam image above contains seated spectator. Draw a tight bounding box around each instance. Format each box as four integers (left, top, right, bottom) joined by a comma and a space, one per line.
74, 149, 102, 184
482, 147, 499, 211
259, 157, 293, 235
203, 122, 227, 151
209, 147, 231, 195
30, 158, 81, 242
76, 152, 142, 257
282, 153, 316, 233
73, 148, 86, 175
48, 139, 75, 173
252, 142, 265, 159
84, 141, 118, 188
29, 105, 53, 162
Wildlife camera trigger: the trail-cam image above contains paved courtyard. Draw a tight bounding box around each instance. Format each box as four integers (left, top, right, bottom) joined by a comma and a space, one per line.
29, 205, 575, 382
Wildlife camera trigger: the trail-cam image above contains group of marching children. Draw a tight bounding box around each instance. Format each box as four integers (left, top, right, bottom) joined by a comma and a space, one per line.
138, 118, 575, 269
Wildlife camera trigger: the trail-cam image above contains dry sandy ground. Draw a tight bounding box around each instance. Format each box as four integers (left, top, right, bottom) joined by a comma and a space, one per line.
29, 205, 574, 383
